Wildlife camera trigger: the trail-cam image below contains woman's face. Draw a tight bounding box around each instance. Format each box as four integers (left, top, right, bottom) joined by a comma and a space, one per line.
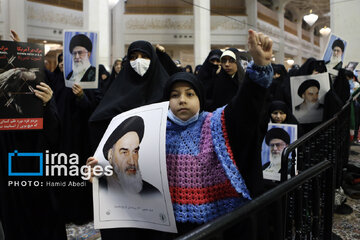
129, 51, 150, 61
271, 110, 287, 123
114, 61, 122, 74
169, 81, 200, 121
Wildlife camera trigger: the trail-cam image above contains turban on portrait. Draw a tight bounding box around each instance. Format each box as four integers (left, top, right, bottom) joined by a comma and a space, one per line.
103, 116, 144, 160
297, 79, 320, 98
265, 128, 290, 145
69, 34, 93, 53
332, 39, 344, 52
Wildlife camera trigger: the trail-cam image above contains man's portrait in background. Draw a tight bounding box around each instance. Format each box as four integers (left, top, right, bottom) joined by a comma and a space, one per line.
323, 34, 347, 72
63, 31, 98, 89
100, 115, 161, 197
290, 73, 330, 124
261, 124, 297, 181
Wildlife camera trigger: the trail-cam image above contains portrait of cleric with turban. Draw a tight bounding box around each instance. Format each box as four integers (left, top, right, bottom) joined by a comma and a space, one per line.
64, 32, 97, 85
293, 79, 325, 124
323, 35, 347, 71
263, 127, 290, 172
99, 116, 162, 197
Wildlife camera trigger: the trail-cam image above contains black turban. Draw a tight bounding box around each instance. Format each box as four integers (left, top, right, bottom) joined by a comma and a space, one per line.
265, 128, 290, 145
332, 39, 344, 52
69, 34, 93, 53
297, 79, 320, 98
103, 116, 144, 160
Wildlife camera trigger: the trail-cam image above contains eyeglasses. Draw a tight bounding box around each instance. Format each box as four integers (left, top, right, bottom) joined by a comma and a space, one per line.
221, 58, 236, 64
72, 50, 88, 57
269, 143, 286, 149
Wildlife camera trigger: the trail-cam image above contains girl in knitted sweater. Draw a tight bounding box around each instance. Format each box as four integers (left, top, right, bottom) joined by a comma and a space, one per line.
87, 29, 274, 239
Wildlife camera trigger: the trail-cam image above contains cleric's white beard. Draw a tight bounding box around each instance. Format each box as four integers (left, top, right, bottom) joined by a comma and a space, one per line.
304, 101, 320, 110
266, 153, 282, 173
330, 55, 341, 65
113, 163, 143, 194
71, 57, 91, 82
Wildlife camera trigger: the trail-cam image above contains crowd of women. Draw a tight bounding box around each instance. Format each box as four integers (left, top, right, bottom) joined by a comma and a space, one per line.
0, 28, 357, 240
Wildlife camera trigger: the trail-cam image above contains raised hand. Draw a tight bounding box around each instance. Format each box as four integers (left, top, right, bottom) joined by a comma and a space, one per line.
248, 29, 273, 66
10, 30, 20, 42
156, 44, 166, 53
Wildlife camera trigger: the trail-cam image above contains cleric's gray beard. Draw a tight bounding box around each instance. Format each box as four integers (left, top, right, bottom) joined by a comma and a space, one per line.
113, 163, 143, 194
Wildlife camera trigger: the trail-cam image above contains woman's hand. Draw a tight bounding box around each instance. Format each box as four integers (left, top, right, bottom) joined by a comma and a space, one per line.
34, 82, 53, 106
86, 157, 99, 183
72, 83, 84, 98
248, 29, 273, 66
10, 30, 20, 42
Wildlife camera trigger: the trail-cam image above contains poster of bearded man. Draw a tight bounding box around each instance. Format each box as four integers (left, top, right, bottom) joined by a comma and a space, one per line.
63, 31, 98, 89
322, 34, 347, 76
92, 102, 177, 233
261, 123, 297, 181
290, 72, 330, 124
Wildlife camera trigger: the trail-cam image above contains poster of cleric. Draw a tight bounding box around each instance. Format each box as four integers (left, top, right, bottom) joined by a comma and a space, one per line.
261, 124, 297, 181
63, 30, 98, 89
322, 34, 347, 76
290, 72, 330, 124
92, 102, 177, 233
0, 40, 45, 130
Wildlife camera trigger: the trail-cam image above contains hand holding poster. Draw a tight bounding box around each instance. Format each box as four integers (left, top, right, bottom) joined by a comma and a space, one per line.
63, 31, 98, 89
93, 102, 177, 233
0, 40, 44, 130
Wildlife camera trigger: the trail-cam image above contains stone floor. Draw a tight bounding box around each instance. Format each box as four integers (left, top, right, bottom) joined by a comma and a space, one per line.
66, 221, 100, 240
67, 144, 360, 240
332, 143, 360, 240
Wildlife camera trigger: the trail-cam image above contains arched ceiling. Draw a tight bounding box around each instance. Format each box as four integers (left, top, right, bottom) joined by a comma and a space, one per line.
259, 0, 330, 29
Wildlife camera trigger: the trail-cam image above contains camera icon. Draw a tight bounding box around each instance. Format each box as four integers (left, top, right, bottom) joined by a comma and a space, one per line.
8, 150, 43, 176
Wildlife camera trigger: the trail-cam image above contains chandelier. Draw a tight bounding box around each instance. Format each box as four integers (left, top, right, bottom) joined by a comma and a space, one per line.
319, 26, 331, 36
303, 10, 318, 26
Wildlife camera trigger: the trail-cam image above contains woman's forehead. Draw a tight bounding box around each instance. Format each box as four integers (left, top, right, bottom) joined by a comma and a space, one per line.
171, 81, 193, 90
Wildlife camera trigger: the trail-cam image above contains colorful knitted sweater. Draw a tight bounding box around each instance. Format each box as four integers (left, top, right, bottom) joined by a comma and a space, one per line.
166, 107, 251, 224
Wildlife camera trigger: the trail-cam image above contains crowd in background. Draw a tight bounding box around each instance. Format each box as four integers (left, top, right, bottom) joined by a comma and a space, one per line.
1, 28, 360, 240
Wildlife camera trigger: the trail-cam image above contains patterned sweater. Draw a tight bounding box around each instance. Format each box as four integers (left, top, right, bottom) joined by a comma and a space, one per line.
166, 107, 251, 224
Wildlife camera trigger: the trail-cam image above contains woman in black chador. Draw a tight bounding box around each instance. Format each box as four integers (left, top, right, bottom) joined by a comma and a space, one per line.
89, 40, 169, 152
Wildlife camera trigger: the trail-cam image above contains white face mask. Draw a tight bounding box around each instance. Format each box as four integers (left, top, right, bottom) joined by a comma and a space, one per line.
130, 58, 151, 76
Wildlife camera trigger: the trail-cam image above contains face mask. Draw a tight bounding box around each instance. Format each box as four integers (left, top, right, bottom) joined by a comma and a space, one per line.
130, 58, 150, 76
168, 109, 199, 126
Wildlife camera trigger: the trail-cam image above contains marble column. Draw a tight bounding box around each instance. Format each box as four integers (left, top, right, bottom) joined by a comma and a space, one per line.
2, 0, 27, 41
275, 5, 285, 64
193, 0, 210, 66
294, 20, 303, 64
111, 0, 125, 64
330, 0, 360, 65
245, 0, 257, 31
83, 0, 111, 69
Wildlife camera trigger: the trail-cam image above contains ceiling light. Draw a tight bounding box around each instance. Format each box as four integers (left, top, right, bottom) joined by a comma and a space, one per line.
108, 0, 120, 8
303, 10, 318, 26
286, 59, 294, 65
319, 26, 331, 36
